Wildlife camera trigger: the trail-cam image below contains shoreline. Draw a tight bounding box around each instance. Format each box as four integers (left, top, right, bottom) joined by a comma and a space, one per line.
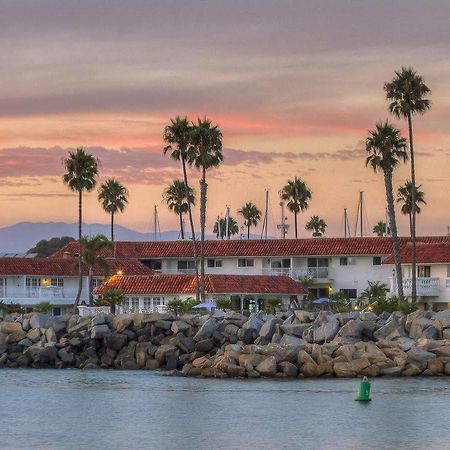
1, 309, 450, 378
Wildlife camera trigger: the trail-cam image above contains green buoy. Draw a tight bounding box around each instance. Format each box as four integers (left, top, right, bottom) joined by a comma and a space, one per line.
355, 376, 372, 402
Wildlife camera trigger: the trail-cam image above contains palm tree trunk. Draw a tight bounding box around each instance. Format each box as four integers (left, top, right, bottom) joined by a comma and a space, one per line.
294, 212, 298, 239
384, 171, 404, 301
179, 212, 184, 240
111, 211, 114, 242
247, 224, 250, 240
407, 113, 417, 302
74, 190, 83, 312
181, 157, 199, 301
200, 167, 207, 302
88, 267, 93, 306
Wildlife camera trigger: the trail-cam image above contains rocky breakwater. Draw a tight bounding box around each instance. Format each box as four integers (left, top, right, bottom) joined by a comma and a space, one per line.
2, 308, 450, 378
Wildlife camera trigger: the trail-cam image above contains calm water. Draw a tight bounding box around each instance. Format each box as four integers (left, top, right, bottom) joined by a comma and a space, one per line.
1, 370, 450, 450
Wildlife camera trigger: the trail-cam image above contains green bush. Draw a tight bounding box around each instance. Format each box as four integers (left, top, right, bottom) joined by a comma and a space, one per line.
329, 292, 353, 313
167, 298, 200, 315
370, 296, 417, 315
34, 301, 53, 314
96, 288, 125, 314
216, 298, 232, 311
0, 300, 25, 314
264, 297, 282, 315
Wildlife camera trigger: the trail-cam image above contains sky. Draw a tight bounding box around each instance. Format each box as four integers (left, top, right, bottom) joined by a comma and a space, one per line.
0, 0, 449, 238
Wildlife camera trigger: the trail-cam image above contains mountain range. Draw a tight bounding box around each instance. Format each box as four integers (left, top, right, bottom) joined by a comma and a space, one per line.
0, 222, 256, 254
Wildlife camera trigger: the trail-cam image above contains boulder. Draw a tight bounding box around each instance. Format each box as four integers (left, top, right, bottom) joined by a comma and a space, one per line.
177, 335, 195, 353
280, 323, 310, 337
29, 313, 50, 329
427, 358, 444, 375
442, 328, 450, 340
407, 347, 436, 364
243, 315, 264, 333
278, 361, 297, 377
333, 358, 371, 377
431, 345, 450, 358
45, 328, 57, 343
18, 338, 33, 347
338, 319, 364, 338
373, 318, 403, 341
259, 318, 283, 341
90, 324, 110, 340
194, 318, 217, 341
379, 366, 402, 377
402, 363, 423, 376
279, 334, 306, 350
171, 321, 191, 334
105, 332, 128, 351
47, 316, 68, 333
224, 363, 246, 378
67, 318, 91, 334
112, 315, 133, 333
195, 339, 214, 353
58, 348, 74, 364
303, 315, 340, 344
435, 310, 450, 330
293, 310, 313, 323
155, 320, 172, 330
336, 312, 360, 325
255, 356, 277, 377
91, 313, 109, 327
6, 330, 27, 343
0, 322, 23, 334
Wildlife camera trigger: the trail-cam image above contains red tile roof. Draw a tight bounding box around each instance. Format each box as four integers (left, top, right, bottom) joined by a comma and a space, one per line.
0, 257, 153, 277
93, 274, 307, 296
51, 236, 450, 259
383, 243, 450, 264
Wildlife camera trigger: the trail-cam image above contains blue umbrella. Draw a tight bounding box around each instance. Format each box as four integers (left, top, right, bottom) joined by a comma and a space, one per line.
313, 297, 332, 304
193, 302, 216, 310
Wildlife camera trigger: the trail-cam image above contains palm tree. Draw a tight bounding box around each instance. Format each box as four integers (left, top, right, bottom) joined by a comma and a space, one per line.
384, 67, 431, 302
359, 281, 388, 304
280, 177, 312, 238
213, 216, 239, 239
305, 215, 327, 237
238, 202, 261, 239
98, 178, 129, 242
163, 179, 195, 240
397, 181, 426, 236
366, 121, 407, 301
188, 118, 223, 301
81, 234, 113, 305
373, 220, 389, 237
63, 147, 99, 310
163, 116, 199, 300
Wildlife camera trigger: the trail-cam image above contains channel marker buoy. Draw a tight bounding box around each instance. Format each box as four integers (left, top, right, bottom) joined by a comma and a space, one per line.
355, 376, 372, 402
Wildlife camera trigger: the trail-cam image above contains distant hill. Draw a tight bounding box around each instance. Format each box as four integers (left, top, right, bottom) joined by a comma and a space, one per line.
0, 222, 261, 253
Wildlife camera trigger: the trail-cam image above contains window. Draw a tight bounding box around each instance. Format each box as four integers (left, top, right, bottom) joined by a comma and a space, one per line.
307, 257, 329, 268
177, 260, 196, 272
238, 258, 254, 267
92, 278, 103, 288
340, 257, 356, 266
372, 256, 382, 266
340, 289, 358, 299
142, 259, 162, 271
270, 259, 291, 269
51, 278, 64, 287
417, 266, 431, 277
26, 277, 41, 288
207, 259, 223, 268
131, 297, 139, 311
53, 307, 61, 316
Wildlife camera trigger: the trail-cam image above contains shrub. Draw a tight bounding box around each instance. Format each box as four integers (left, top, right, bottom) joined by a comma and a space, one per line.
166, 298, 200, 315
216, 298, 232, 311
329, 292, 352, 313
34, 301, 53, 314
96, 288, 125, 314
264, 297, 282, 315
0, 300, 25, 314
370, 296, 417, 315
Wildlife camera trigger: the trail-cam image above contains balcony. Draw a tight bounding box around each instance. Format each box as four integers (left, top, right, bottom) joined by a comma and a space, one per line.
390, 277, 450, 298
261, 267, 330, 280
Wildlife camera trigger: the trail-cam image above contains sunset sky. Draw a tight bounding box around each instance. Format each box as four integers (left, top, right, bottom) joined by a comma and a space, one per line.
1, 0, 449, 238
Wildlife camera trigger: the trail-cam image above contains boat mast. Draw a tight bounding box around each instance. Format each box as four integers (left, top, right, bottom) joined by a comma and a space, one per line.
260, 189, 269, 240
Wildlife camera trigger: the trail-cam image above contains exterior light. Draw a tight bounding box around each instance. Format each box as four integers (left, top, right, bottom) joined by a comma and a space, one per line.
116, 270, 123, 276
368, 305, 373, 311
353, 305, 359, 311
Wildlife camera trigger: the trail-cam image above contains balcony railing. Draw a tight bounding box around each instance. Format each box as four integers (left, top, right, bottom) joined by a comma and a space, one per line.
390, 277, 447, 297
261, 267, 329, 280
9, 286, 67, 300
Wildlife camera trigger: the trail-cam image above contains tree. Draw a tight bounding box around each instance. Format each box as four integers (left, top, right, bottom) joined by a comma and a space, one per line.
280, 177, 312, 238
384, 67, 431, 303
98, 178, 129, 242
27, 236, 75, 258
366, 121, 407, 301
397, 181, 426, 236
96, 288, 125, 315
238, 202, 261, 239
63, 147, 99, 310
163, 116, 199, 300
373, 221, 389, 237
163, 179, 195, 240
188, 118, 223, 301
305, 215, 327, 237
81, 234, 113, 305
358, 281, 388, 304
213, 216, 239, 239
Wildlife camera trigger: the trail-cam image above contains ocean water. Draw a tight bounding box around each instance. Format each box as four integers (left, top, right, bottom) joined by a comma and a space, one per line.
1, 370, 449, 450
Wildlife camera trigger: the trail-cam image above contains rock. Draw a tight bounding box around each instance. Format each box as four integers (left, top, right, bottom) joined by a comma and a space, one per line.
22, 318, 31, 331
194, 318, 217, 341
67, 318, 91, 334
18, 338, 33, 347
278, 361, 297, 377
279, 334, 306, 350
154, 344, 178, 365
83, 363, 100, 370
333, 358, 371, 377
374, 318, 403, 341
427, 358, 444, 375
360, 364, 380, 377
280, 323, 310, 337
224, 311, 245, 322
211, 310, 225, 320
45, 328, 57, 343
155, 320, 172, 330
112, 315, 133, 333
409, 317, 434, 339
91, 313, 109, 326
46, 316, 68, 333
379, 366, 402, 377
255, 356, 277, 377
339, 319, 364, 338
192, 356, 210, 369
243, 315, 264, 333
136, 342, 153, 367
336, 312, 360, 325
171, 321, 191, 334
407, 347, 436, 363
224, 363, 246, 378
432, 345, 450, 358
195, 339, 214, 353
105, 332, 128, 351
259, 318, 283, 341
402, 363, 423, 376
435, 310, 450, 330
224, 323, 240, 338
421, 326, 439, 340
442, 328, 450, 340
360, 312, 378, 321
90, 324, 110, 339
303, 315, 340, 344
29, 313, 50, 329
177, 335, 195, 353
0, 322, 23, 334
6, 330, 27, 343
58, 348, 74, 364
237, 327, 255, 345
293, 310, 313, 323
